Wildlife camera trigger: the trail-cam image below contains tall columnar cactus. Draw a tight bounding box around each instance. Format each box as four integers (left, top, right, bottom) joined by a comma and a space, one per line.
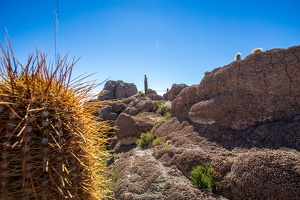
0, 41, 111, 199
144, 75, 148, 94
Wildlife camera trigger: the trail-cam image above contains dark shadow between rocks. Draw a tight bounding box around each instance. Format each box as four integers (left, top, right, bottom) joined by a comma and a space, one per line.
190, 116, 300, 151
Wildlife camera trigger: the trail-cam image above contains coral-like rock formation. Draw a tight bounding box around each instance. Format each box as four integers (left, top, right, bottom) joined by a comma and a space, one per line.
111, 46, 300, 200
221, 148, 300, 200
152, 117, 300, 199
113, 149, 227, 200
172, 46, 300, 130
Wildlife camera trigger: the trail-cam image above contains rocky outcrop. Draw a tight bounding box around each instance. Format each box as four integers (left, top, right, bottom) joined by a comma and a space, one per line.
110, 46, 300, 200
113, 149, 227, 200
172, 46, 300, 130
95, 101, 126, 121
146, 88, 164, 100
113, 116, 300, 199
97, 105, 118, 120
116, 113, 162, 145
163, 83, 188, 101
152, 117, 300, 200
221, 148, 300, 200
123, 97, 156, 116
153, 117, 233, 179
98, 80, 138, 100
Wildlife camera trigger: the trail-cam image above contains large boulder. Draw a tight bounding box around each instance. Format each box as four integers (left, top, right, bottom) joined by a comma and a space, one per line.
163, 83, 188, 101
116, 113, 162, 145
123, 97, 156, 116
221, 148, 300, 200
98, 80, 138, 100
172, 46, 300, 130
95, 101, 126, 121
112, 149, 227, 200
97, 105, 118, 121
146, 88, 164, 100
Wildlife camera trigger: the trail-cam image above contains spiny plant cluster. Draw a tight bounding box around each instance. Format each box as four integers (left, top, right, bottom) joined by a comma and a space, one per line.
136, 131, 169, 148
136, 131, 155, 148
154, 100, 171, 116
0, 40, 111, 199
189, 162, 218, 193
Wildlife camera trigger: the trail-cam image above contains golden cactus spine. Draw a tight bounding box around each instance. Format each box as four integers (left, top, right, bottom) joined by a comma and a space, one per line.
0, 41, 111, 199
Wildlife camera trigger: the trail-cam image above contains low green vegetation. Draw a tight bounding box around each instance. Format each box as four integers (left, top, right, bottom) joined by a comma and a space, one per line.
122, 97, 136, 104
136, 132, 171, 148
163, 143, 171, 148
154, 100, 171, 116
136, 112, 143, 118
136, 131, 155, 148
114, 152, 124, 160
138, 91, 146, 97
189, 162, 218, 193
162, 112, 170, 121
153, 112, 171, 126
152, 138, 162, 146
106, 169, 120, 197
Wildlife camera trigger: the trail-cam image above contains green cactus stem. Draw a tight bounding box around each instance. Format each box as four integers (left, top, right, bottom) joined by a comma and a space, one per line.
144, 75, 148, 94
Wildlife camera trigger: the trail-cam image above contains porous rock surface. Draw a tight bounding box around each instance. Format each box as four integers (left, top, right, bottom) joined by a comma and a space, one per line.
163, 83, 188, 101
116, 112, 162, 145
152, 118, 300, 199
172, 46, 300, 130
95, 101, 126, 121
111, 46, 300, 200
221, 148, 300, 200
146, 88, 164, 100
113, 149, 227, 200
123, 97, 155, 116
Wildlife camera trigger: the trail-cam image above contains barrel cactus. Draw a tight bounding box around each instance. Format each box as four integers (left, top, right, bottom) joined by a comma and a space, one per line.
235, 53, 241, 61
251, 48, 263, 54
0, 42, 111, 199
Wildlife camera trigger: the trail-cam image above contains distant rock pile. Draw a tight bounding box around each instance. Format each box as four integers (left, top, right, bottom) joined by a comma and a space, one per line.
163, 83, 188, 101
98, 80, 138, 100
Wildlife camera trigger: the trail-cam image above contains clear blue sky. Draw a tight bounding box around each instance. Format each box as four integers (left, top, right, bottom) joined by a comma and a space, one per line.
1, 0, 300, 94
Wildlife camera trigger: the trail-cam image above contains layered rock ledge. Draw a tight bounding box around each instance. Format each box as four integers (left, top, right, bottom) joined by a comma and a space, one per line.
172, 46, 300, 130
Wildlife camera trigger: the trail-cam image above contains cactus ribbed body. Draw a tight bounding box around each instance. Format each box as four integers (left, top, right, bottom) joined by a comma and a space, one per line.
251, 48, 263, 54
0, 44, 110, 199
235, 53, 241, 61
